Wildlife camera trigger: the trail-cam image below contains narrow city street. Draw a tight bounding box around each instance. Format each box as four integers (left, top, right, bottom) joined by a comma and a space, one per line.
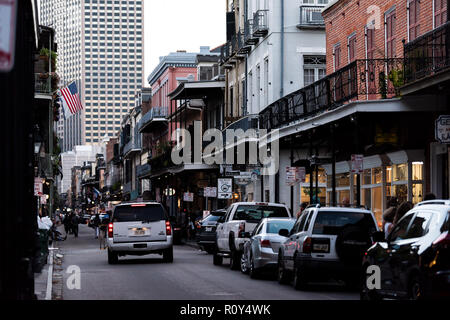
59, 225, 358, 300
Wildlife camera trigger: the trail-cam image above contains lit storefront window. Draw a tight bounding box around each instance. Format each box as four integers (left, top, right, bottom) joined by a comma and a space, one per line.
301, 168, 327, 205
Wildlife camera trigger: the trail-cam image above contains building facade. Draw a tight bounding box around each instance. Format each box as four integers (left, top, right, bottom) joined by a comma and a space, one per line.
39, 0, 144, 151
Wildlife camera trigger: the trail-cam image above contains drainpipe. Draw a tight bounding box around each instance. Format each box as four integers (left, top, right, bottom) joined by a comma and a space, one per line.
280, 0, 284, 99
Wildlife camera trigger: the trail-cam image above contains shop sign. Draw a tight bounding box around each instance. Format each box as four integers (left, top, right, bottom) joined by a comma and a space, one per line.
286, 167, 305, 186
34, 178, 43, 196
351, 154, 364, 174
183, 192, 194, 202
0, 0, 17, 72
204, 187, 217, 198
218, 178, 232, 199
436, 115, 450, 144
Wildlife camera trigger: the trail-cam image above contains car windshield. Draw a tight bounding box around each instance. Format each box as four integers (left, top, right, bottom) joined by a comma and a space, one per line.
266, 220, 295, 234
233, 205, 290, 221
312, 211, 376, 235
113, 204, 166, 222
203, 214, 222, 222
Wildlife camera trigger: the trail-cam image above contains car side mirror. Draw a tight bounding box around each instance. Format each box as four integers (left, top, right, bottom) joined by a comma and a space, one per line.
372, 231, 386, 243
279, 229, 289, 237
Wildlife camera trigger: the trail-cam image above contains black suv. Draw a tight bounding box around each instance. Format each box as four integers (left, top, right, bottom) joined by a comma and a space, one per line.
196, 209, 226, 253
361, 200, 450, 300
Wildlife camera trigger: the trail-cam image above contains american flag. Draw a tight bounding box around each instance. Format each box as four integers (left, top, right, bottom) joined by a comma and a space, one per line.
59, 82, 83, 117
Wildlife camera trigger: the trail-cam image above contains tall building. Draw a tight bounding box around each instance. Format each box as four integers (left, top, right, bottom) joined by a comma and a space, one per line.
39, 0, 144, 152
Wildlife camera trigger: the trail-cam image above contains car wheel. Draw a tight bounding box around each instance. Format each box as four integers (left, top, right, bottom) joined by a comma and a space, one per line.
107, 249, 118, 265
249, 255, 259, 279
229, 249, 241, 270
277, 255, 290, 285
213, 252, 223, 266
162, 247, 173, 263
408, 274, 423, 300
293, 263, 308, 290
240, 252, 249, 274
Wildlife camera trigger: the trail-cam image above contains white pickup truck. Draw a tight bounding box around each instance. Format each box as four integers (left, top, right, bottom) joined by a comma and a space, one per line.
214, 202, 292, 269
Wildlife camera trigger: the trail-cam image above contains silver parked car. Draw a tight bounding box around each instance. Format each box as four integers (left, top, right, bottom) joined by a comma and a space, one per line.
240, 217, 296, 278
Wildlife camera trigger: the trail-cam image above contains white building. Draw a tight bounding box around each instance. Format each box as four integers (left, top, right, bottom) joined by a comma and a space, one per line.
243, 0, 327, 212
39, 0, 144, 152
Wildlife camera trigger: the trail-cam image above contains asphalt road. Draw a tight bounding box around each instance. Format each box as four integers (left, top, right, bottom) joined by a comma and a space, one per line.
58, 224, 358, 300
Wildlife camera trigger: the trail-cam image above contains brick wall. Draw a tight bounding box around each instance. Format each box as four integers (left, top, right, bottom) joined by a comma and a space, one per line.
323, 0, 440, 74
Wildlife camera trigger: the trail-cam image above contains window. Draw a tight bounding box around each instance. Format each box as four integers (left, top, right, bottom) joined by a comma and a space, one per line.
333, 44, 341, 71
388, 212, 414, 241
348, 34, 357, 62
303, 55, 326, 86
435, 0, 447, 28
385, 10, 396, 58
406, 211, 434, 239
409, 0, 420, 41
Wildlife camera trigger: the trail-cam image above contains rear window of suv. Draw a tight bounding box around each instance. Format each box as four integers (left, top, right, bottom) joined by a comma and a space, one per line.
113, 204, 166, 222
312, 211, 376, 235
233, 205, 290, 222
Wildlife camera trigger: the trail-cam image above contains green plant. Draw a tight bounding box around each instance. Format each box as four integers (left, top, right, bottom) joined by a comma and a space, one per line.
379, 71, 387, 99
388, 69, 404, 96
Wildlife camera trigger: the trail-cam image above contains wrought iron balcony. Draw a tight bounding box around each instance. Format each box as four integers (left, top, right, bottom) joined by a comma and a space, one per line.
244, 19, 259, 45
123, 139, 141, 158
259, 58, 404, 130
404, 21, 450, 85
222, 115, 259, 146
34, 74, 52, 95
298, 5, 325, 29
136, 163, 151, 178
138, 106, 169, 133
253, 9, 269, 37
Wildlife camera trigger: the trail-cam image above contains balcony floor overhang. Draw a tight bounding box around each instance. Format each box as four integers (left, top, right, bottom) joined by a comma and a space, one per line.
260, 95, 448, 145
401, 69, 450, 96
139, 119, 168, 133
150, 163, 218, 179
168, 80, 225, 101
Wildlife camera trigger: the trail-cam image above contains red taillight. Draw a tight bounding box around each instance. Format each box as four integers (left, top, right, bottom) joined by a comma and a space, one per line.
303, 237, 312, 254
238, 222, 245, 238
165, 221, 172, 236
108, 223, 113, 238
433, 231, 450, 246
260, 239, 271, 248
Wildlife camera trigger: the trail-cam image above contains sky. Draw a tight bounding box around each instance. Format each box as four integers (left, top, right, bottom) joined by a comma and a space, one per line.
143, 0, 226, 83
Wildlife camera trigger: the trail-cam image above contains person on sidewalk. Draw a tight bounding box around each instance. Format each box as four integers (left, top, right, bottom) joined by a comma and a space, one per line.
93, 213, 101, 239
71, 213, 79, 238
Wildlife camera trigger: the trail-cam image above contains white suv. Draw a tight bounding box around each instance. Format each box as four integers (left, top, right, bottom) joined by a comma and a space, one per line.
106, 201, 173, 264
214, 202, 292, 269
278, 205, 379, 289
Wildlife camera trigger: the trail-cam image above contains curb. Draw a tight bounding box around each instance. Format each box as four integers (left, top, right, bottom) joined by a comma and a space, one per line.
44, 244, 54, 300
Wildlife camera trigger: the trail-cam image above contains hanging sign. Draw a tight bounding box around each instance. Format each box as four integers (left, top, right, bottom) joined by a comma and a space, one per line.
34, 178, 43, 196
218, 178, 232, 199
0, 0, 17, 72
183, 192, 194, 202
351, 154, 364, 174
204, 187, 217, 198
436, 115, 450, 144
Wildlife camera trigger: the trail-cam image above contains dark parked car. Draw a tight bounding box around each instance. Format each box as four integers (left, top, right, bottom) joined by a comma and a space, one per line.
196, 209, 227, 253
361, 200, 450, 300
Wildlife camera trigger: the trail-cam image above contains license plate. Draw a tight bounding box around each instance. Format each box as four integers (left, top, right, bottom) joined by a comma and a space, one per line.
135, 230, 145, 236
130, 227, 149, 236
205, 227, 212, 232
313, 244, 329, 252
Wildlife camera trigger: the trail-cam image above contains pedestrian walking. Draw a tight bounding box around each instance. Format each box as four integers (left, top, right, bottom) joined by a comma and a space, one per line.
71, 213, 79, 238
393, 201, 414, 226
382, 197, 398, 237
93, 213, 101, 239
63, 213, 71, 235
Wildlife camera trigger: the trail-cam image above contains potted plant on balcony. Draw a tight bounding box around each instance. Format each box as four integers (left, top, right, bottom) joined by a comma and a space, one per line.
388, 68, 404, 97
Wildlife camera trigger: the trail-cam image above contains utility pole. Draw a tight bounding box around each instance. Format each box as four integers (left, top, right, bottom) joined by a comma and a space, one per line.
49, 30, 54, 218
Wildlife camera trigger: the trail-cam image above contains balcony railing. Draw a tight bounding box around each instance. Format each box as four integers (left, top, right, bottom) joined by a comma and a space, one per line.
404, 21, 450, 84
253, 9, 269, 37
298, 5, 325, 28
123, 140, 141, 157
244, 19, 259, 45
136, 163, 151, 178
259, 58, 404, 130
138, 106, 168, 132
35, 74, 51, 95
222, 115, 259, 146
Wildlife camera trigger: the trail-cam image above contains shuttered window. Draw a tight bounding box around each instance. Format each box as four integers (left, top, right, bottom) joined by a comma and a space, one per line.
409, 0, 420, 41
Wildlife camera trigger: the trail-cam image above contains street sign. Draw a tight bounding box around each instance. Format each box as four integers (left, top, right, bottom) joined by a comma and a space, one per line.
285, 167, 305, 186
351, 154, 364, 174
436, 115, 450, 144
218, 178, 232, 199
183, 192, 194, 202
0, 0, 17, 72
204, 187, 217, 198
34, 178, 43, 196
